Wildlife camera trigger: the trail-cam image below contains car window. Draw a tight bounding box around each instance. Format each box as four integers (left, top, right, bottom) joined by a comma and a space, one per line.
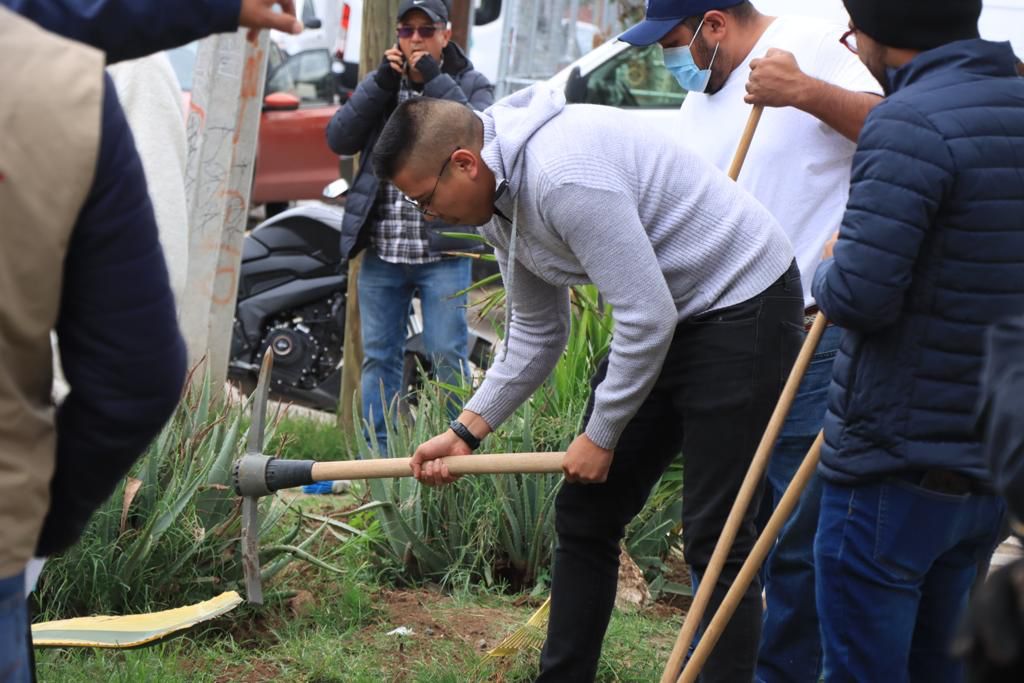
475, 0, 501, 25
166, 42, 198, 91
581, 45, 685, 109
268, 42, 286, 72
301, 0, 317, 24
267, 49, 333, 104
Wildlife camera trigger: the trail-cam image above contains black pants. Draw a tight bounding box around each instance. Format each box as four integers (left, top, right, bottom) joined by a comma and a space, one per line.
537, 262, 804, 683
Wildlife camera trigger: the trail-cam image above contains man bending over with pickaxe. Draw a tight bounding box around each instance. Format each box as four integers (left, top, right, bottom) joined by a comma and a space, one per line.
374, 87, 802, 683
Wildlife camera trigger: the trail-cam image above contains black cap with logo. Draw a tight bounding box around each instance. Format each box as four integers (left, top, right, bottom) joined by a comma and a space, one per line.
398, 0, 450, 24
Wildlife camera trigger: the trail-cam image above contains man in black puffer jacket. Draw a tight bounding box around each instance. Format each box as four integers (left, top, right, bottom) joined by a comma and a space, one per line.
811, 1, 1024, 681
326, 0, 493, 454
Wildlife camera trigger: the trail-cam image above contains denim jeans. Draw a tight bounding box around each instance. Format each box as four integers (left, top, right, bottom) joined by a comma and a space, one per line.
756, 323, 841, 683
0, 571, 32, 683
815, 478, 1005, 683
359, 248, 471, 453
537, 262, 804, 683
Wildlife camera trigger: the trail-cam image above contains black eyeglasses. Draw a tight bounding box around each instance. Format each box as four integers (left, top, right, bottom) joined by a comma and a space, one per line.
396, 24, 442, 39
403, 147, 461, 218
840, 28, 858, 55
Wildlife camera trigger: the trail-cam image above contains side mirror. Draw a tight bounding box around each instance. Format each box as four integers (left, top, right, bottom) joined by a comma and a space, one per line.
263, 92, 301, 111
565, 65, 587, 104
304, 17, 322, 29
322, 178, 350, 201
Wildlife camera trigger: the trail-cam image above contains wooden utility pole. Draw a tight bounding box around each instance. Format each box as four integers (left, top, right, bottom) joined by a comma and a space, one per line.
338, 0, 401, 435
449, 0, 474, 52
181, 30, 270, 390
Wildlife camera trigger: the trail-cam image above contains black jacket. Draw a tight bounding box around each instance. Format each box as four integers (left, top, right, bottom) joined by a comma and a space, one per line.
325, 42, 494, 259
979, 315, 1024, 522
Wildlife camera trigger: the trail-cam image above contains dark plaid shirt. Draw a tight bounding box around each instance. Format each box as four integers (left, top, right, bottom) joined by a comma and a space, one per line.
370, 83, 437, 264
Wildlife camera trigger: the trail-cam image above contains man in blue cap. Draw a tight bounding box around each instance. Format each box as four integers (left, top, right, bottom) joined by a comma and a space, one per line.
622, 3, 881, 681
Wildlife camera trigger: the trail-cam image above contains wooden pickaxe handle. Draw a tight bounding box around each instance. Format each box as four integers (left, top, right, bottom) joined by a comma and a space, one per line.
311, 452, 565, 481
233, 451, 567, 497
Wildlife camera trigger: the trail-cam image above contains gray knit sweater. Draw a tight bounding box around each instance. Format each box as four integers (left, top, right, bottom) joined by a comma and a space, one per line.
463, 85, 793, 449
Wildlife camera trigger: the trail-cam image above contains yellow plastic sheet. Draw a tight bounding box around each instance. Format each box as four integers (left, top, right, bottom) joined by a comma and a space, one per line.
32, 591, 243, 648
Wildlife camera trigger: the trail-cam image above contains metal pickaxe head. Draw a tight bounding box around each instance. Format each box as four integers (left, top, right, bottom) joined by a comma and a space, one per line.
233, 349, 323, 604
231, 350, 307, 606
236, 348, 273, 605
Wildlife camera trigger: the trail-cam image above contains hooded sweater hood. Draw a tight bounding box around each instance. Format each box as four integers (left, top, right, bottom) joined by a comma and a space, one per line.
479, 84, 565, 211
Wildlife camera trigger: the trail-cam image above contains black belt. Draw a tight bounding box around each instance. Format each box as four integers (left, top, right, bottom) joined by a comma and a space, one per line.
890, 469, 992, 496
804, 304, 831, 332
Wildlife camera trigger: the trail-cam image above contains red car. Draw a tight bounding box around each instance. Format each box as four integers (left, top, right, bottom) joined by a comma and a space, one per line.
167, 42, 341, 210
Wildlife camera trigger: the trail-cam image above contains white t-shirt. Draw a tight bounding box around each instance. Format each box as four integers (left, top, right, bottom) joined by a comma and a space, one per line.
678, 15, 881, 306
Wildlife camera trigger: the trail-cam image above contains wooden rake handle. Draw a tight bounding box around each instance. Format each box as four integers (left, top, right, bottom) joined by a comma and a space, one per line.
310, 452, 565, 481
727, 105, 764, 181
660, 313, 829, 683
678, 432, 824, 682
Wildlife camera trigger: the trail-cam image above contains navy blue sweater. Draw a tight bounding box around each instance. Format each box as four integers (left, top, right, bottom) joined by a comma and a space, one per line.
812, 39, 1024, 485
2, 0, 240, 63
35, 75, 189, 556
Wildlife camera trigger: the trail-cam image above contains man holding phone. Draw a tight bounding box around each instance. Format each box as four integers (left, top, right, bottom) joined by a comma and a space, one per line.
326, 0, 493, 453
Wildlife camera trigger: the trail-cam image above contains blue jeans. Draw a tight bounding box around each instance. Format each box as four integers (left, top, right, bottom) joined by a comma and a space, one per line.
756, 323, 840, 683
815, 478, 1005, 683
358, 249, 471, 453
0, 571, 32, 683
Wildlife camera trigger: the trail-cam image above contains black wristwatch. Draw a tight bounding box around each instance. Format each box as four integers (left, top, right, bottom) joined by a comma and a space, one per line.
449, 419, 481, 450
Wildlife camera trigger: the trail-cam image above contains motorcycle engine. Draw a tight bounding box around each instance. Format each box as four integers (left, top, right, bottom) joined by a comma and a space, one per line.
257, 294, 344, 391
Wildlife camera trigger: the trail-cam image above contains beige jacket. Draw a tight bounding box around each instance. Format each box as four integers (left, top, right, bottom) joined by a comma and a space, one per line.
0, 8, 105, 577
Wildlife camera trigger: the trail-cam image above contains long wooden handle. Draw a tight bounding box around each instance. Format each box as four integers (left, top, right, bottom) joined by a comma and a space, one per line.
660, 314, 828, 683
310, 452, 565, 481
678, 432, 824, 683
726, 105, 764, 181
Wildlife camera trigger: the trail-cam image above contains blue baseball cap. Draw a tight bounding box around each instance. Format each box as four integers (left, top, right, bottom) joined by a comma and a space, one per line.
619, 0, 745, 46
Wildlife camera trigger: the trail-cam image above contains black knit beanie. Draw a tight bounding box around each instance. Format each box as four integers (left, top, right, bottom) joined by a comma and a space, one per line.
842, 0, 981, 51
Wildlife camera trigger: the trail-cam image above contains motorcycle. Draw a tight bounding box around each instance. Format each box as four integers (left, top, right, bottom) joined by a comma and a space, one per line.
229, 180, 491, 413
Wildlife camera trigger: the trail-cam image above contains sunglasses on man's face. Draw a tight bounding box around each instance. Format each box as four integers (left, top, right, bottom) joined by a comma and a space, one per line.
396, 24, 442, 39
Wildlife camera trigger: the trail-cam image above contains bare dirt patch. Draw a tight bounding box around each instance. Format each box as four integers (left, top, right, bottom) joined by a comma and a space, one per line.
377, 589, 525, 652
212, 660, 283, 683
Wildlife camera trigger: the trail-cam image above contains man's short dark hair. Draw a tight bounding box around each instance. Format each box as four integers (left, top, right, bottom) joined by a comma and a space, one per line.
373, 98, 478, 180
684, 1, 756, 29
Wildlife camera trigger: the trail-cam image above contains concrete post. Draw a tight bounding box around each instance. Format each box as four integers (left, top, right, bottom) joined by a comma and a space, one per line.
180, 30, 270, 389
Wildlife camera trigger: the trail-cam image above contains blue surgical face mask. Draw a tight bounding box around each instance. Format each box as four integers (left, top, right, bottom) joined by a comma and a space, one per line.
662, 17, 720, 93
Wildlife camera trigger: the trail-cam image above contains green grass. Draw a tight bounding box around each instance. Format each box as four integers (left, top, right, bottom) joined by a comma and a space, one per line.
33, 278, 688, 681
36, 582, 682, 683
269, 415, 347, 462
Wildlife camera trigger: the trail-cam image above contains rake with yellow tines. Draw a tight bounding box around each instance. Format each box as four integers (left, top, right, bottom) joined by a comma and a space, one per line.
487, 597, 552, 657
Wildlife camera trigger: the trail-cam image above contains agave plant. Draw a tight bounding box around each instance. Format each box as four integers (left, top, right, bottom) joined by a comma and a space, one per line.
350, 240, 683, 594
348, 284, 614, 591
34, 374, 347, 620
